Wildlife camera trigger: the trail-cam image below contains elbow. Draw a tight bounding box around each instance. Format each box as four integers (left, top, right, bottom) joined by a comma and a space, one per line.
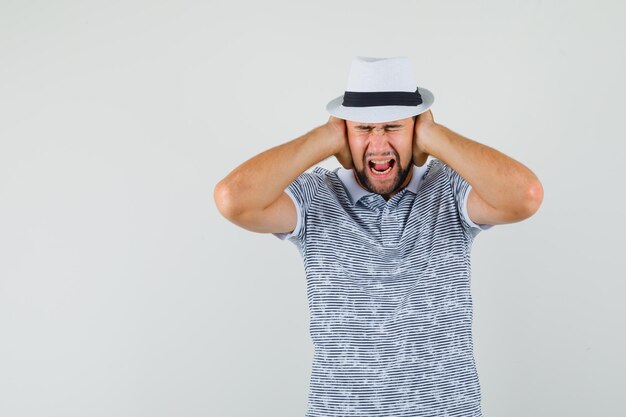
495, 180, 544, 223
214, 180, 241, 221
522, 180, 544, 218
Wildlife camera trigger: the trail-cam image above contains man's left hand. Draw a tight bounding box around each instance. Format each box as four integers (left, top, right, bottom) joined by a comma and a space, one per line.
413, 109, 437, 167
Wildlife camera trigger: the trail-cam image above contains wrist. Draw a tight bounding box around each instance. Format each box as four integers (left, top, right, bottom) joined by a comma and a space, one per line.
307, 124, 343, 157
417, 122, 442, 155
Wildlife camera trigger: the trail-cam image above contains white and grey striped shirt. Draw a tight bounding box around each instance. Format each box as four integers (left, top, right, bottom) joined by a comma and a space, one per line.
275, 158, 493, 417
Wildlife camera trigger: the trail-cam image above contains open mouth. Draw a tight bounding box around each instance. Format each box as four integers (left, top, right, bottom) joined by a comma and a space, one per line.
368, 159, 396, 175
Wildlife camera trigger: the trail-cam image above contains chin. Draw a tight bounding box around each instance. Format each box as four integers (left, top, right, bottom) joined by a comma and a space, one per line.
356, 160, 412, 197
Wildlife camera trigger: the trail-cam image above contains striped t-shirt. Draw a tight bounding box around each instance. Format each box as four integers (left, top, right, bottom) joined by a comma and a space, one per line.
274, 158, 493, 417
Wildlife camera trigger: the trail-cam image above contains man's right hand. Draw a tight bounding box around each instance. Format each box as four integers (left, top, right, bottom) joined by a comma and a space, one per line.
323, 116, 354, 170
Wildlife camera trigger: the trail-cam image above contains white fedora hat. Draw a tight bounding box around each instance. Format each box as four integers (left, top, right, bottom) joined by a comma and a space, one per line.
326, 56, 434, 123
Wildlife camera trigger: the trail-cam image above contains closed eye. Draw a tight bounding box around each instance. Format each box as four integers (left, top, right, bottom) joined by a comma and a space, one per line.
355, 125, 404, 132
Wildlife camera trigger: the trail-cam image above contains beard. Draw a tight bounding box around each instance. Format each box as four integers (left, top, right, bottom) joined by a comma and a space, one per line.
354, 155, 413, 198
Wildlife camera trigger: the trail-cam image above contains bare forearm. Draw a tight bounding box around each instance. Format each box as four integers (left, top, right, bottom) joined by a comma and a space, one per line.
215, 126, 338, 216
422, 124, 543, 212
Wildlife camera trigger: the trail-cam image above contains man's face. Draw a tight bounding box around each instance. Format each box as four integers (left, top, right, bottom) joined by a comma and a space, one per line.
346, 117, 415, 199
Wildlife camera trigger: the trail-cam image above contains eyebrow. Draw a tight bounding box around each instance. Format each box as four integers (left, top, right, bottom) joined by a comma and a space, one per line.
354, 124, 404, 129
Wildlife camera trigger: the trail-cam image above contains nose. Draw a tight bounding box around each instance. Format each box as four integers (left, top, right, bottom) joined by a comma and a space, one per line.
367, 128, 391, 152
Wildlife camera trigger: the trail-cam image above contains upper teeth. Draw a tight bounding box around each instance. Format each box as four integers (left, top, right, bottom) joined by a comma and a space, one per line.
370, 159, 391, 164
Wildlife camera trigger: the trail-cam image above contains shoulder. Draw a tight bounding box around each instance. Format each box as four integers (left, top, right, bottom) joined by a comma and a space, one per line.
416, 158, 447, 188
290, 166, 342, 194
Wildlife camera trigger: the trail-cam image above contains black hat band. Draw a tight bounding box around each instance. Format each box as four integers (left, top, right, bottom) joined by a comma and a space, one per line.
342, 87, 422, 108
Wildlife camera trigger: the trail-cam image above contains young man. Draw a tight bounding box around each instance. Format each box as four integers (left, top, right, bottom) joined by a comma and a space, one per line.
214, 57, 543, 417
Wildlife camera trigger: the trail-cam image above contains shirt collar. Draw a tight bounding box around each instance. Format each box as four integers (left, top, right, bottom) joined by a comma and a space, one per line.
336, 161, 431, 206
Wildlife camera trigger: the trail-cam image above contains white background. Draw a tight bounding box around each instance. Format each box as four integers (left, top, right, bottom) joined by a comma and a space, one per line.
1, 1, 625, 416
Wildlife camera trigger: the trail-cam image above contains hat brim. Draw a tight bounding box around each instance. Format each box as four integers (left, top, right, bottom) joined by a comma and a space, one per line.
326, 87, 434, 123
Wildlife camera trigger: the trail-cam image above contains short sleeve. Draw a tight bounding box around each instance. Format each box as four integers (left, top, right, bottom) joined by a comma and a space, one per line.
272, 170, 325, 243
444, 163, 494, 238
